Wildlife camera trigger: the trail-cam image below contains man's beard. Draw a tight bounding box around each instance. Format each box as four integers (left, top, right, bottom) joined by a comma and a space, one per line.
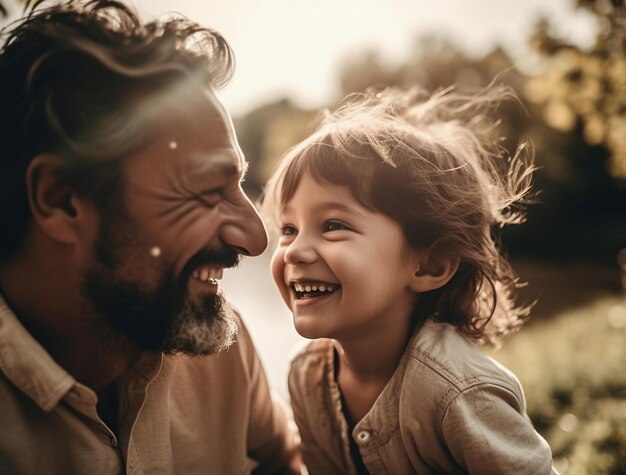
82, 213, 241, 356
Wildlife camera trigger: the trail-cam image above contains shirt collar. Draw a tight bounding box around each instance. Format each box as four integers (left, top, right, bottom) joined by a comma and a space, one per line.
0, 293, 75, 411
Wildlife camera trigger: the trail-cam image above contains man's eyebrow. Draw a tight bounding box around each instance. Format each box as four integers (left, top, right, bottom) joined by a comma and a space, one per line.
198, 153, 247, 181
240, 160, 249, 182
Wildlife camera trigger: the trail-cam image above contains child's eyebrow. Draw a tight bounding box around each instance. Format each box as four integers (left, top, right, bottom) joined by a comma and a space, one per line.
280, 201, 366, 218
312, 201, 367, 218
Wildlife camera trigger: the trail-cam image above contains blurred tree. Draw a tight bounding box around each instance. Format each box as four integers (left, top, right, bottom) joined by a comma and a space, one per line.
526, 0, 626, 178
340, 35, 508, 94
515, 0, 626, 265
339, 36, 530, 155
234, 99, 317, 197
0, 0, 25, 26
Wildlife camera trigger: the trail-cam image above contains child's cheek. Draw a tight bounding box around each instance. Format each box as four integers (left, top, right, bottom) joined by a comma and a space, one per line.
270, 246, 291, 306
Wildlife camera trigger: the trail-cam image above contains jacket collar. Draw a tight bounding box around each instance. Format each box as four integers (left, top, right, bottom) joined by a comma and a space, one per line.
0, 293, 75, 411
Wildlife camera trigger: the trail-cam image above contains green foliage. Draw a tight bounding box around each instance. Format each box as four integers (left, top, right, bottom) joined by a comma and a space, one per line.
528, 0, 626, 178
490, 296, 626, 474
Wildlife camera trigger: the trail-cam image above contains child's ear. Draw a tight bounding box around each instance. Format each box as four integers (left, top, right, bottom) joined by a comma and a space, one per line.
409, 253, 459, 293
27, 154, 88, 245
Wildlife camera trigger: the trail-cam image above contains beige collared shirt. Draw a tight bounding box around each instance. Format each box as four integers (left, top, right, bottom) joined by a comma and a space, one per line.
289, 319, 558, 474
0, 294, 299, 474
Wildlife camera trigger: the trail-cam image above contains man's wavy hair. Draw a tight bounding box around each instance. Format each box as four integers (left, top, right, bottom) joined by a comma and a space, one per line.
0, 0, 234, 261
264, 85, 535, 346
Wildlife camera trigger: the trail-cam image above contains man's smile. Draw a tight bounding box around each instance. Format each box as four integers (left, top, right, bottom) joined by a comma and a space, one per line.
191, 265, 224, 285
187, 265, 226, 298
181, 247, 240, 295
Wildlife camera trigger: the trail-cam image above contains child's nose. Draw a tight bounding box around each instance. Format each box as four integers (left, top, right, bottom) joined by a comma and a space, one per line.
284, 234, 317, 264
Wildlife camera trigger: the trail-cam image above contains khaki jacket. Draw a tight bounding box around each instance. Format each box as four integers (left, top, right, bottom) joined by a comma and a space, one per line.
0, 294, 299, 474
289, 319, 558, 474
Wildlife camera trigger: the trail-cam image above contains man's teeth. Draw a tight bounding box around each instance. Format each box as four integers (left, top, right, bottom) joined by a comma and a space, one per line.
293, 282, 336, 293
192, 267, 224, 282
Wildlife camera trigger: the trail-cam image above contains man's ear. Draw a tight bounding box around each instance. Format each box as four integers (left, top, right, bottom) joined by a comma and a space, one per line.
27, 154, 85, 245
409, 253, 460, 293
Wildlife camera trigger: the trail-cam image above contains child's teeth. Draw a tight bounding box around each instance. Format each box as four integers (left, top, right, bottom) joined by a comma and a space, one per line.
292, 282, 339, 294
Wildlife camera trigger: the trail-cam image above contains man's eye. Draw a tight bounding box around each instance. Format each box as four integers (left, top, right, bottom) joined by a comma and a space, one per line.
196, 190, 221, 207
280, 225, 296, 236
323, 221, 348, 232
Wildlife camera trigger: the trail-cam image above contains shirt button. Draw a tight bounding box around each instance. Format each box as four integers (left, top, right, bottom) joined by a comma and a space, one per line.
110, 437, 118, 447
356, 430, 371, 443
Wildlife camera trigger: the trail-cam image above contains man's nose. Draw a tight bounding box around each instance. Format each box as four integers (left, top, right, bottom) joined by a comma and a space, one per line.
219, 191, 268, 256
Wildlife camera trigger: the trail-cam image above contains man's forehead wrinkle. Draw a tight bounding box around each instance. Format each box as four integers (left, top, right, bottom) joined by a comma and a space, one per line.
153, 194, 199, 224
180, 148, 242, 184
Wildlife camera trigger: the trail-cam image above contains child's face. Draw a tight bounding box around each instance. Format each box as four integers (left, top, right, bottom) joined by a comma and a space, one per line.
271, 172, 421, 341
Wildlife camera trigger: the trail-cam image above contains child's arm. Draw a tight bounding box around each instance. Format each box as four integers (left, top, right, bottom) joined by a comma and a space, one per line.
288, 350, 347, 475
441, 382, 558, 474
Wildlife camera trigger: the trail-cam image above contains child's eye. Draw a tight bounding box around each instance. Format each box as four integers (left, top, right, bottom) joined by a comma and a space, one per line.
323, 221, 349, 232
280, 224, 297, 236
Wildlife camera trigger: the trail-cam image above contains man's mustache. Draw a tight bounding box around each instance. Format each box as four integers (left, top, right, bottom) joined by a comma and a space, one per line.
180, 247, 242, 283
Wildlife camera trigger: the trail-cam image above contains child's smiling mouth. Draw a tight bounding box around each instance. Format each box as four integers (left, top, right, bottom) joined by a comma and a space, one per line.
291, 281, 340, 300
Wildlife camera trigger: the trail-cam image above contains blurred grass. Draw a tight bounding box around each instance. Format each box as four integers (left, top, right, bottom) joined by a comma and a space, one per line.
490, 295, 626, 474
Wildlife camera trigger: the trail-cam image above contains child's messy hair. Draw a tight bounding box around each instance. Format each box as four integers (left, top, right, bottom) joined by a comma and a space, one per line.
264, 84, 535, 347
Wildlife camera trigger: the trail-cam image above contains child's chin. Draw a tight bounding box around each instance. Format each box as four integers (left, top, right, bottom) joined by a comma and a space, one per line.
293, 317, 326, 340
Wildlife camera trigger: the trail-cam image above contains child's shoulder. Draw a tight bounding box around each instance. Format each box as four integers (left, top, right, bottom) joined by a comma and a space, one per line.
287, 339, 335, 396
404, 319, 523, 396
288, 338, 334, 368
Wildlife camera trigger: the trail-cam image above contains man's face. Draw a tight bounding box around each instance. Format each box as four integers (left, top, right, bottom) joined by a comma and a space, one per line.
83, 87, 268, 355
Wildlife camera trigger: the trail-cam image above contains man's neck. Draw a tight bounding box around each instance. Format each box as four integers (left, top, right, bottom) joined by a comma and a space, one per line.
0, 239, 135, 392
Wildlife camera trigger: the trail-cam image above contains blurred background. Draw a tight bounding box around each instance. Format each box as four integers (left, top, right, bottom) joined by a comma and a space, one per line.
2, 0, 625, 472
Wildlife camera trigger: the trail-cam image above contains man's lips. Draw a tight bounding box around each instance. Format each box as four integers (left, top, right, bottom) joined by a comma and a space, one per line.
187, 265, 224, 298
181, 247, 240, 286
191, 266, 224, 284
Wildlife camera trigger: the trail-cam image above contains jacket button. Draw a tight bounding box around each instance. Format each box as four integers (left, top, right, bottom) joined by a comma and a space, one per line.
356, 430, 371, 443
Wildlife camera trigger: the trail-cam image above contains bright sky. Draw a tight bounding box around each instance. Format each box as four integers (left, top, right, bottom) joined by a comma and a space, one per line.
135, 0, 596, 117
